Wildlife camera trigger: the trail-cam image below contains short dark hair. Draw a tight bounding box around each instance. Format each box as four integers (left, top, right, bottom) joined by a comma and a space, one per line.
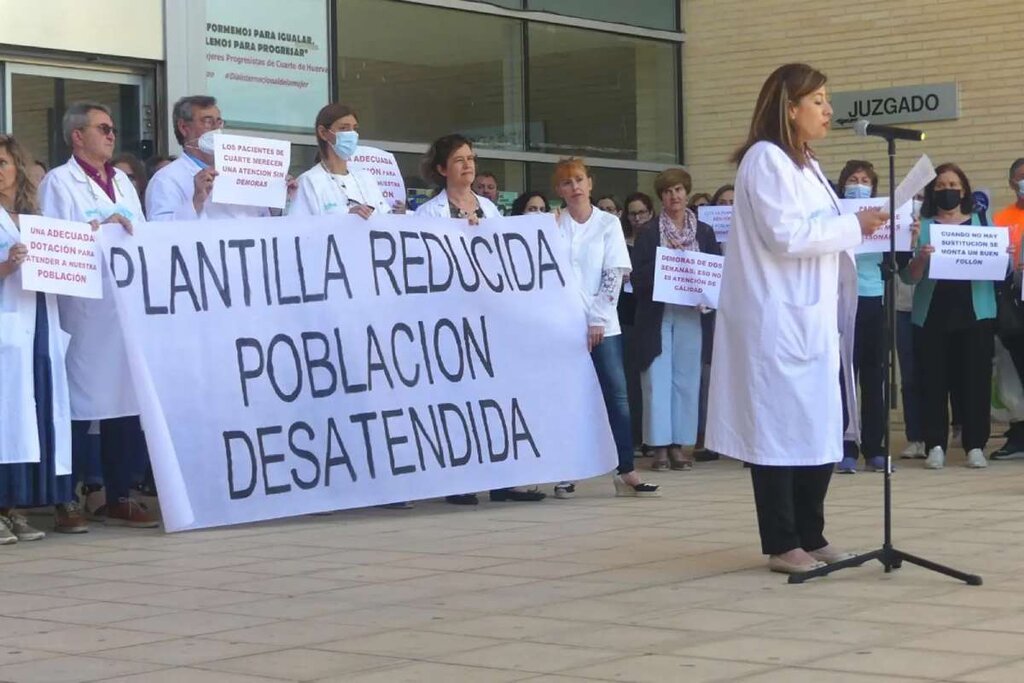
171, 95, 218, 145
421, 133, 474, 189
475, 171, 497, 183
654, 167, 693, 198
1009, 158, 1024, 184
711, 184, 735, 205
314, 103, 358, 157
624, 192, 654, 214
921, 162, 974, 218
837, 160, 879, 197
596, 194, 621, 211
510, 191, 549, 216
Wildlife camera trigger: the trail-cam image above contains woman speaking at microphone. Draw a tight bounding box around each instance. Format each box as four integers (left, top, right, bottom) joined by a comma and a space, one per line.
705, 64, 889, 575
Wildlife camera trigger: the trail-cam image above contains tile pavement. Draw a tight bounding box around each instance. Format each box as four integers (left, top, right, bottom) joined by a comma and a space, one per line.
2, 431, 1024, 681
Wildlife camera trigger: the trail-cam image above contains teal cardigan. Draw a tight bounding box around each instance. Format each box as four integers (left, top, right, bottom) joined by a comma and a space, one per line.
902, 212, 997, 327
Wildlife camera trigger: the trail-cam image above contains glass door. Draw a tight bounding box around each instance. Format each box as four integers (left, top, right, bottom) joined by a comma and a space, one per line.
3, 63, 155, 169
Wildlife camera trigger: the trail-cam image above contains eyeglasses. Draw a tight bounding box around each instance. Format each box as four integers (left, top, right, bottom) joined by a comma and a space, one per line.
89, 124, 117, 136
196, 116, 225, 128
628, 210, 651, 219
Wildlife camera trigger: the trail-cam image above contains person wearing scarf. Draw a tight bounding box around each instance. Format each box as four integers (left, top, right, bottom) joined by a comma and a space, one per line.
631, 168, 721, 471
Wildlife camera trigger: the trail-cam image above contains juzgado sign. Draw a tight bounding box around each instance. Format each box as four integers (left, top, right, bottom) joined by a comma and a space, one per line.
98, 214, 618, 531
831, 83, 959, 128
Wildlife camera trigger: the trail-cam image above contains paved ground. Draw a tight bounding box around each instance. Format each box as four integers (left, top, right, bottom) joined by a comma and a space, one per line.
3, 432, 1024, 682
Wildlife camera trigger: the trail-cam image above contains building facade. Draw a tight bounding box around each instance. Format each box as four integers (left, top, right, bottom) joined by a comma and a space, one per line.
1, 0, 1020, 209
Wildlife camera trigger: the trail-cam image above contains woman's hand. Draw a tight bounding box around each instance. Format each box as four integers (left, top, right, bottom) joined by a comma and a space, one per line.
392, 200, 407, 215
467, 214, 481, 227
587, 325, 605, 352
916, 245, 935, 262
909, 219, 921, 248
91, 213, 133, 234
856, 208, 890, 237
4, 243, 28, 271
348, 204, 375, 220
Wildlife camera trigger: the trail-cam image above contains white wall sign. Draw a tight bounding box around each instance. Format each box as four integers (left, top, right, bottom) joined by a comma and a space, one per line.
831, 83, 959, 128
203, 0, 330, 131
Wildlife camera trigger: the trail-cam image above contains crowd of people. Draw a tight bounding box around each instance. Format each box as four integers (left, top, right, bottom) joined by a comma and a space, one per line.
3, 85, 1024, 578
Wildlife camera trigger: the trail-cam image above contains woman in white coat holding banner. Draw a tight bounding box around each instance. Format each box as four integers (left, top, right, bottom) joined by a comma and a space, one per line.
705, 64, 889, 575
288, 103, 392, 219
0, 135, 80, 542
416, 134, 501, 223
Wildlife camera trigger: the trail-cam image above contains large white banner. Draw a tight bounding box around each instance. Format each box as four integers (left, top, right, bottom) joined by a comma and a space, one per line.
99, 214, 617, 532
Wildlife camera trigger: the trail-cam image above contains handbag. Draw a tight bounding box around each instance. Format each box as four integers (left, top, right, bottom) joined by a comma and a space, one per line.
997, 280, 1024, 337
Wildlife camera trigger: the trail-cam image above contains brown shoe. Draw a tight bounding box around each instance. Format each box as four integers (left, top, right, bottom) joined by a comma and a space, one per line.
105, 499, 160, 528
54, 502, 89, 534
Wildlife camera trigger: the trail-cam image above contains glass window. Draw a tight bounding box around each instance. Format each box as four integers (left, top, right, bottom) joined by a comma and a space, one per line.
526, 23, 679, 164
336, 0, 525, 151
528, 0, 677, 31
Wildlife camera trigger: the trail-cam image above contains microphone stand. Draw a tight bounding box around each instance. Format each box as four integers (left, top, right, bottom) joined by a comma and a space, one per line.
788, 134, 982, 585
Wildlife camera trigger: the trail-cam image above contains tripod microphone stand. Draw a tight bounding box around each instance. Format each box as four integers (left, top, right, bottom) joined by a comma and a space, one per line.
789, 133, 982, 586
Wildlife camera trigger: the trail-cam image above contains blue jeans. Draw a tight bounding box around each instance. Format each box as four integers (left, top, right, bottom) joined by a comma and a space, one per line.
591, 334, 635, 475
641, 305, 702, 447
896, 311, 924, 442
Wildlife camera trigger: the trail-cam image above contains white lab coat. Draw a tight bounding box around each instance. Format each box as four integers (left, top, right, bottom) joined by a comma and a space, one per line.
415, 189, 501, 219
0, 210, 72, 474
287, 163, 391, 217
38, 157, 144, 420
705, 141, 861, 466
145, 155, 271, 221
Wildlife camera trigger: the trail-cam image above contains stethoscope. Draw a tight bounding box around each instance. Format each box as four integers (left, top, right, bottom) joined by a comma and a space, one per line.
321, 161, 368, 207
74, 161, 131, 207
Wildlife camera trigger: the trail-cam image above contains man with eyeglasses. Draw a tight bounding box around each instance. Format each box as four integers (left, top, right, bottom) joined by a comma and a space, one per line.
145, 95, 275, 221
37, 101, 159, 530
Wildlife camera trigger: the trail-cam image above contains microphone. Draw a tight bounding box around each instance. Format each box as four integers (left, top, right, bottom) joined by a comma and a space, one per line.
853, 119, 925, 142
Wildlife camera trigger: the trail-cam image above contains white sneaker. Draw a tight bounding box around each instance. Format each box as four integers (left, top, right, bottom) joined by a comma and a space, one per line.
925, 446, 945, 470
966, 448, 988, 469
900, 442, 926, 459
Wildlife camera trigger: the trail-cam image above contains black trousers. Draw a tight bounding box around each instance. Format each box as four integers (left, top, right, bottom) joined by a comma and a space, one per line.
915, 320, 994, 452
749, 463, 833, 556
854, 297, 886, 459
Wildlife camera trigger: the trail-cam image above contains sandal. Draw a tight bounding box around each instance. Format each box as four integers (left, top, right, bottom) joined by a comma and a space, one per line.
613, 475, 661, 497
669, 446, 694, 471
650, 448, 670, 471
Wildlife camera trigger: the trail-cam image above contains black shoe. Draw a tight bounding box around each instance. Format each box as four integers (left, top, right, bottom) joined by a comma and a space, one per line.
694, 449, 720, 462
445, 494, 479, 506
489, 488, 546, 502
991, 442, 1024, 461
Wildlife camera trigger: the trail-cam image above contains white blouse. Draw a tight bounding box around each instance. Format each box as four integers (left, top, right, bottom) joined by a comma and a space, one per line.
557, 207, 631, 337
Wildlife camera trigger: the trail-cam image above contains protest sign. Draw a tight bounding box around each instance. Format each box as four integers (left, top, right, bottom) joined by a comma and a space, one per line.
349, 146, 406, 209
928, 224, 1009, 281
19, 215, 101, 298
840, 198, 914, 254
212, 134, 291, 209
652, 248, 724, 308
99, 214, 617, 531
697, 205, 732, 243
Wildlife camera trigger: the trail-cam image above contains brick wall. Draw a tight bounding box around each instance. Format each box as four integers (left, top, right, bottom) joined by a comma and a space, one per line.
682, 0, 1024, 209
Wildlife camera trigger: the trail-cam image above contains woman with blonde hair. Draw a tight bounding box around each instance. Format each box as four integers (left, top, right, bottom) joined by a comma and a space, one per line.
0, 135, 83, 542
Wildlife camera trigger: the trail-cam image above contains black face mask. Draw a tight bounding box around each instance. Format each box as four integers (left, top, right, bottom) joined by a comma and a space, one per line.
934, 188, 962, 212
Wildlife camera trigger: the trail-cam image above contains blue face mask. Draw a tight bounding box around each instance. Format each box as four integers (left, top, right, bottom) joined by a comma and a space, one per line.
844, 184, 872, 200
332, 131, 359, 160
1017, 179, 1024, 197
